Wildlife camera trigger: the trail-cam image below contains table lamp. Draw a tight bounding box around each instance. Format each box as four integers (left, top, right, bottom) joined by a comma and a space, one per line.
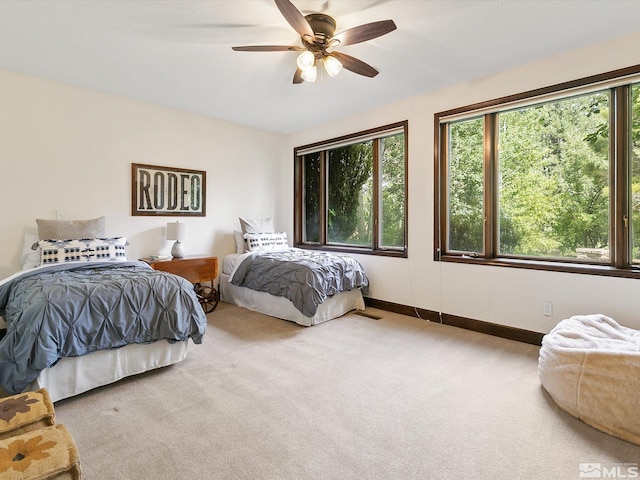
166, 221, 187, 258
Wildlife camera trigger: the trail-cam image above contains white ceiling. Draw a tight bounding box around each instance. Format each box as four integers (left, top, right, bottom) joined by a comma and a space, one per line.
1, 0, 639, 134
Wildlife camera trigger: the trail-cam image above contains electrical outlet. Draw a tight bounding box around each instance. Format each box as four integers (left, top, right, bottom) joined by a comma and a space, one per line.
543, 302, 553, 317
56, 209, 66, 220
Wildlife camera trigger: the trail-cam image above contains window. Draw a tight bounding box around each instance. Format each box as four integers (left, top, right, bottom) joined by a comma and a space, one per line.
448, 117, 484, 253
497, 92, 610, 260
435, 65, 640, 278
295, 121, 407, 256
632, 83, 640, 264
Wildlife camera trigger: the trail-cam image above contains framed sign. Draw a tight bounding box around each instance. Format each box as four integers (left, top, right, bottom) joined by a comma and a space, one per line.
132, 163, 206, 216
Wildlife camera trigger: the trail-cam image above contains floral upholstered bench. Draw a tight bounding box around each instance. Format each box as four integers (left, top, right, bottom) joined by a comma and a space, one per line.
0, 389, 55, 441
0, 389, 81, 479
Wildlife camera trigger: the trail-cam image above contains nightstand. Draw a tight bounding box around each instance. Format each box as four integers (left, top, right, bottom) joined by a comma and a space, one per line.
139, 255, 219, 313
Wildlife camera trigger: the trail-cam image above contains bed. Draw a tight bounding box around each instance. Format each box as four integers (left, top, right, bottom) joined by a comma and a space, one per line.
1, 221, 207, 402
0, 261, 206, 402
220, 217, 368, 326
220, 248, 368, 326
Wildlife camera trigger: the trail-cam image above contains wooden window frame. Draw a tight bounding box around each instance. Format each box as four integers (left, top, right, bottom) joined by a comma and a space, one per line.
434, 64, 640, 279
294, 121, 408, 257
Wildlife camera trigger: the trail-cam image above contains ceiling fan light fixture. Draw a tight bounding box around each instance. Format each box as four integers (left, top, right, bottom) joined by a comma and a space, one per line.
296, 50, 315, 70
323, 55, 343, 77
231, 1, 397, 85
300, 64, 317, 82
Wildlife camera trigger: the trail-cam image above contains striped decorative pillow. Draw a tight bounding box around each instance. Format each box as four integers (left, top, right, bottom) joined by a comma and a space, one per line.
244, 232, 288, 252
39, 237, 127, 265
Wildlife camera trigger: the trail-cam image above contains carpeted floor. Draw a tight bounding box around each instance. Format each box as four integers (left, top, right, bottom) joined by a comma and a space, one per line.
54, 303, 640, 479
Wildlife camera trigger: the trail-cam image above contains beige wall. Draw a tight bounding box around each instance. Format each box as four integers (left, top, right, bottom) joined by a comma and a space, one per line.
3, 31, 640, 334
0, 69, 285, 279
283, 31, 640, 333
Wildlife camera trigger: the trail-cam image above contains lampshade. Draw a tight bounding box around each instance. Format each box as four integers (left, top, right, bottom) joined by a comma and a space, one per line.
301, 65, 317, 82
296, 50, 315, 70
324, 55, 343, 77
166, 222, 187, 241
166, 222, 187, 258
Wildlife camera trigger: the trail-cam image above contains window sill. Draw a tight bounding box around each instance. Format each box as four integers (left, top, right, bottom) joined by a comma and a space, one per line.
438, 254, 640, 279
295, 243, 407, 258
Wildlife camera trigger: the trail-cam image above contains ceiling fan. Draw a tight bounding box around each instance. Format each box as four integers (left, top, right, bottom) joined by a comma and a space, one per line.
232, 0, 396, 84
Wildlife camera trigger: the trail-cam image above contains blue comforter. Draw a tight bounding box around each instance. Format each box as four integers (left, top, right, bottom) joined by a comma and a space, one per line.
230, 249, 368, 317
0, 261, 207, 394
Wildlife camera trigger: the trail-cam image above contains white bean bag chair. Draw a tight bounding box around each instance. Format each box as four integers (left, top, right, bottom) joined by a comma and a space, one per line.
538, 314, 640, 445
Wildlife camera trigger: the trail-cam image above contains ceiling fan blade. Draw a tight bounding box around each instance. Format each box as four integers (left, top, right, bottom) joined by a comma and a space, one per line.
332, 19, 397, 46
330, 51, 379, 78
232, 45, 303, 52
274, 0, 315, 41
293, 68, 304, 84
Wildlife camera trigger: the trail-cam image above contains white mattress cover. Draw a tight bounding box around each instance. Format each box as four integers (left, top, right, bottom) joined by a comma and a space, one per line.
27, 340, 189, 402
219, 272, 364, 326
223, 253, 244, 275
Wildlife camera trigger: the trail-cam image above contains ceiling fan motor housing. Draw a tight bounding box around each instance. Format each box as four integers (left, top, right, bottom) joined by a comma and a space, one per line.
304, 13, 337, 46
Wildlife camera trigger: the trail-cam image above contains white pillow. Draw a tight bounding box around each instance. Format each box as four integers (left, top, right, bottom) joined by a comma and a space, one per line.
245, 232, 289, 252
239, 216, 274, 235
21, 233, 41, 270
233, 230, 246, 254
39, 237, 127, 265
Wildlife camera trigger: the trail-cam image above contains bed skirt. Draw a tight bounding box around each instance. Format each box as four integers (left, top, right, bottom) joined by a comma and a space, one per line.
219, 272, 365, 326
27, 340, 189, 402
